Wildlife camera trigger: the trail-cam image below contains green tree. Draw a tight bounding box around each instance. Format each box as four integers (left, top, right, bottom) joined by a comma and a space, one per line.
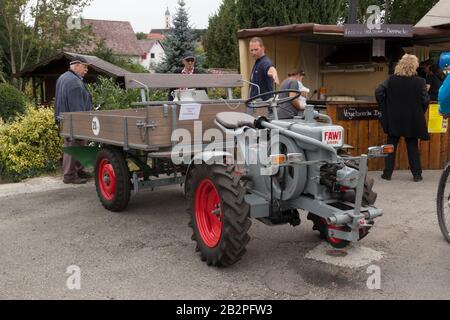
0, 0, 92, 86
156, 0, 196, 73
205, 0, 347, 69
136, 32, 147, 40
388, 0, 439, 24
204, 0, 239, 69
348, 0, 438, 24
0, 49, 6, 83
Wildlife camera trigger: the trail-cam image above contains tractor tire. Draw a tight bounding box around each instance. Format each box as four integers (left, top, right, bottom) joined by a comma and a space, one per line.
186, 164, 251, 267
95, 147, 131, 212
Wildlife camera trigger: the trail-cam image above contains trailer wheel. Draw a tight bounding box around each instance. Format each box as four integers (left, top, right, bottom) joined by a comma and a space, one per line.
186, 164, 251, 267
95, 147, 131, 212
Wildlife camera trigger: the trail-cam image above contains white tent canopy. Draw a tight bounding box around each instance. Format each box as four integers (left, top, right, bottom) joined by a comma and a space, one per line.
416, 0, 450, 28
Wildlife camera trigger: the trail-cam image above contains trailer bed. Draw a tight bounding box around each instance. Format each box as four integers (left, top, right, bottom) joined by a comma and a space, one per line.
60, 101, 266, 152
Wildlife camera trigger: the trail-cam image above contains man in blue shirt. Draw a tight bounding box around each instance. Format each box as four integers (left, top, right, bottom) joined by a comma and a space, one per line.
249, 37, 279, 100
55, 59, 93, 184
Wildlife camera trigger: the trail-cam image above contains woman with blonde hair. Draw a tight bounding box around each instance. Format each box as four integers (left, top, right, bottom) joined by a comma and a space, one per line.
375, 54, 430, 182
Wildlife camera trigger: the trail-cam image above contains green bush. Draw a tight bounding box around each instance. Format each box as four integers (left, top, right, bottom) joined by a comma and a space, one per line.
0, 106, 63, 182
87, 77, 140, 110
0, 83, 27, 122
87, 77, 167, 110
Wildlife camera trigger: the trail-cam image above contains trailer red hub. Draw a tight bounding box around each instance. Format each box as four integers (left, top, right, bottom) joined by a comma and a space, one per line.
195, 179, 223, 248
98, 159, 116, 201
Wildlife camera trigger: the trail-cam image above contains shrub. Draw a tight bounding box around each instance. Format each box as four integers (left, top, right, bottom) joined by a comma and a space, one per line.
0, 83, 27, 122
87, 77, 167, 110
87, 76, 141, 110
0, 106, 63, 182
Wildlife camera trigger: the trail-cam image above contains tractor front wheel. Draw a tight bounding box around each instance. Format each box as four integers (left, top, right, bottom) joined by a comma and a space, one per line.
186, 165, 251, 267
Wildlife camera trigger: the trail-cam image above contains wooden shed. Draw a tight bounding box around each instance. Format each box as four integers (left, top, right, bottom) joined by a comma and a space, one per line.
18, 52, 130, 105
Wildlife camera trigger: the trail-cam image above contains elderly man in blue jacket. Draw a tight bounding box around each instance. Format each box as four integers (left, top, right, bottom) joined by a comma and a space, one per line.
54, 59, 93, 184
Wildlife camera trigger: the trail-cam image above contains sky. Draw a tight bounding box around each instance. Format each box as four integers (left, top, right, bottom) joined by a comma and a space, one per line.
82, 0, 223, 33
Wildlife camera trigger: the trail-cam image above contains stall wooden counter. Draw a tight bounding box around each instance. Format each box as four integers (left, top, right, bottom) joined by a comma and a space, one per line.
318, 101, 449, 171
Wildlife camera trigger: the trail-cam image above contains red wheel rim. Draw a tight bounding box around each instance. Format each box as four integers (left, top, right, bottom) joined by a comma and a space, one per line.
195, 179, 223, 248
98, 159, 116, 201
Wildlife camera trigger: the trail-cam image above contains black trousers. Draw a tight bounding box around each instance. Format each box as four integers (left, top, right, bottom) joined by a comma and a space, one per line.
384, 136, 422, 177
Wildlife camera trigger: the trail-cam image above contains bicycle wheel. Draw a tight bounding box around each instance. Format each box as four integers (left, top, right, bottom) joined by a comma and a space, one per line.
437, 163, 450, 243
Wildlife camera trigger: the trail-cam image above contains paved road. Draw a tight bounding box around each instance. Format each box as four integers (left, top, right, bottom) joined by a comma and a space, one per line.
1, 171, 450, 300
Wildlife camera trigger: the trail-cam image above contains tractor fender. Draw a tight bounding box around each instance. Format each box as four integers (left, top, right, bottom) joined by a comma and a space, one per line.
184, 151, 233, 195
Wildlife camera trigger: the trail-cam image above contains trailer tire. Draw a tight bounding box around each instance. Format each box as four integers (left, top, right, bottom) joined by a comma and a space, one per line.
95, 147, 131, 212
186, 164, 251, 267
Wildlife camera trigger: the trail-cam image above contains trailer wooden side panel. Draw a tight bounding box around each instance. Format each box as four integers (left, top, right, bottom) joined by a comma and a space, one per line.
60, 102, 268, 151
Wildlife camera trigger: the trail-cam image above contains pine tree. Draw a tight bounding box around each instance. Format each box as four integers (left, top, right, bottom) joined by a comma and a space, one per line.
156, 0, 196, 73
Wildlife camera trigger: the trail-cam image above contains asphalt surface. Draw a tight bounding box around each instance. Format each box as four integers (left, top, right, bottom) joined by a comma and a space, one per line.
1, 171, 450, 300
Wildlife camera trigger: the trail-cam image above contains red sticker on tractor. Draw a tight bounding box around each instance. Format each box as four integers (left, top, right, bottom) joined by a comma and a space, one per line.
322, 129, 344, 147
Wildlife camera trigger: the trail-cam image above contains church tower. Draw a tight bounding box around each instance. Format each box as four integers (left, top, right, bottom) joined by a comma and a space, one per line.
165, 7, 171, 29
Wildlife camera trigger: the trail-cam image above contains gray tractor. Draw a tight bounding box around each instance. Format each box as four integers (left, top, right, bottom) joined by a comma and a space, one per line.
185, 90, 392, 267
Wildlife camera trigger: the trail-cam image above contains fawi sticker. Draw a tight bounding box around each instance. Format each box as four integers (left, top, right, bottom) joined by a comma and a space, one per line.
322, 129, 344, 147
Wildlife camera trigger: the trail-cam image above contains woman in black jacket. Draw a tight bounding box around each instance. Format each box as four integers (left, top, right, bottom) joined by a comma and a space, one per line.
375, 54, 430, 182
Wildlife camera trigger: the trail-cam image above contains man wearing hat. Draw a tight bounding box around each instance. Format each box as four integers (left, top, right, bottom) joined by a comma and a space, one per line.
168, 51, 206, 101
54, 58, 93, 184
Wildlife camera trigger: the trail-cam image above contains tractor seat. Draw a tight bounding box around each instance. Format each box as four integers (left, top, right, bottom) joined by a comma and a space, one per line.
216, 112, 256, 129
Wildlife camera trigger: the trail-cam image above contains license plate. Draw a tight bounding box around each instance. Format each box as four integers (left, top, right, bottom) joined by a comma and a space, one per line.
322, 129, 344, 147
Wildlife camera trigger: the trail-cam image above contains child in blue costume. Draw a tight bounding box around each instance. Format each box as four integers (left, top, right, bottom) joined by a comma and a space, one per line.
439, 67, 450, 117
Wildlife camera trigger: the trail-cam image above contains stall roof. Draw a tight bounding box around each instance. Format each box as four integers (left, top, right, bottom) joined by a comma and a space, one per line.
19, 52, 129, 78
416, 0, 450, 28
237, 23, 450, 44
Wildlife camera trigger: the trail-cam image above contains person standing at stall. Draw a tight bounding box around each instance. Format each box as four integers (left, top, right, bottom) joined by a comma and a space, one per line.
375, 54, 430, 182
275, 69, 305, 120
424, 60, 444, 101
249, 37, 279, 100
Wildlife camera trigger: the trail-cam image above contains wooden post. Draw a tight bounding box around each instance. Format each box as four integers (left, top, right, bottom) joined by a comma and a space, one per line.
40, 78, 45, 105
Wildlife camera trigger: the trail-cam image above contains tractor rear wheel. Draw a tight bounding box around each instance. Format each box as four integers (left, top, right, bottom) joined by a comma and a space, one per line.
95, 147, 131, 212
186, 164, 251, 267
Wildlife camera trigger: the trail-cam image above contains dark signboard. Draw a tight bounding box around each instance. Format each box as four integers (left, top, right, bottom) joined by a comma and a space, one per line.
344, 24, 413, 38
337, 106, 382, 121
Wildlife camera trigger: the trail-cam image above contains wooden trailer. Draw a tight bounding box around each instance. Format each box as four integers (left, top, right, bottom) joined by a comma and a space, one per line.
59, 73, 266, 211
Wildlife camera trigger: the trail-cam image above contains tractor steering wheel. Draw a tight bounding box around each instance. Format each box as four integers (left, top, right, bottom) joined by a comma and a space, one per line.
245, 90, 302, 109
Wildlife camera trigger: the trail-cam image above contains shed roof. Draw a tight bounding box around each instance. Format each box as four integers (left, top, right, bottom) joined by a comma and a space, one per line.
237, 23, 450, 44
19, 52, 130, 78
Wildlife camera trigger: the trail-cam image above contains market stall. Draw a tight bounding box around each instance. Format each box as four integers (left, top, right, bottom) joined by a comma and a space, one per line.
238, 23, 450, 170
